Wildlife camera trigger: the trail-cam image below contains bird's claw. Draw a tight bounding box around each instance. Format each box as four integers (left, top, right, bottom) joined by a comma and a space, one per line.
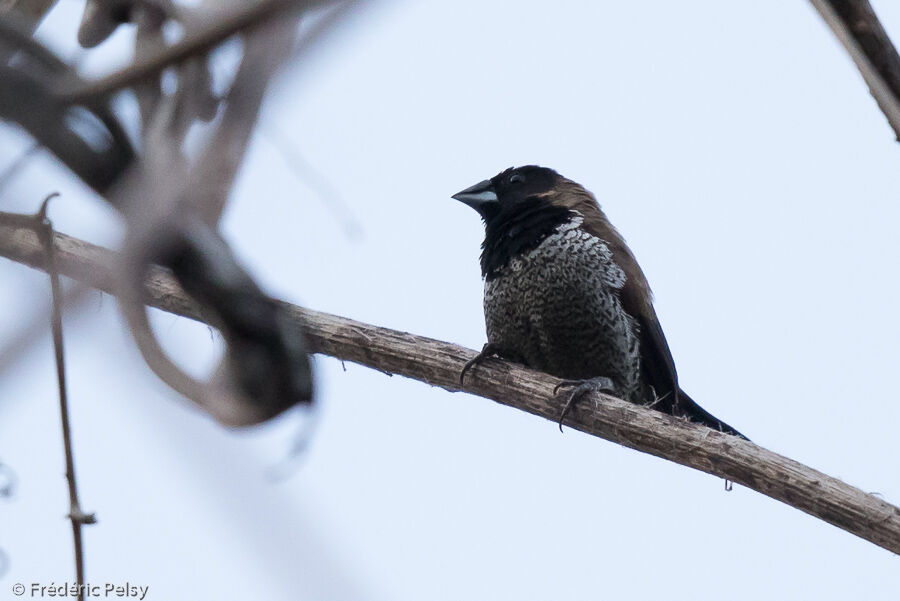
553, 376, 616, 432
460, 343, 527, 386
459, 343, 502, 387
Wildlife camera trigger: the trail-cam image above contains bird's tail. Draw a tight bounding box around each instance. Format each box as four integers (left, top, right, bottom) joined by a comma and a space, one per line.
676, 388, 748, 440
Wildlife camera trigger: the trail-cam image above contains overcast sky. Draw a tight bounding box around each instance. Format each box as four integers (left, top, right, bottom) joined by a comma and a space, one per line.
2, 1, 900, 599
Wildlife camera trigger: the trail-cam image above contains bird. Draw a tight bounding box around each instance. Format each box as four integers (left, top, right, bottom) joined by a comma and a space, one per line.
453, 165, 746, 438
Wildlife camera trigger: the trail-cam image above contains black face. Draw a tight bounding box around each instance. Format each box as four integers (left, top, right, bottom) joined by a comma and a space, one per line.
452, 165, 574, 279
486, 165, 561, 215
451, 165, 562, 221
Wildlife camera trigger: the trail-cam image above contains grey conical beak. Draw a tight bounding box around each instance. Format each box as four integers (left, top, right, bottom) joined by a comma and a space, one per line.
452, 179, 498, 212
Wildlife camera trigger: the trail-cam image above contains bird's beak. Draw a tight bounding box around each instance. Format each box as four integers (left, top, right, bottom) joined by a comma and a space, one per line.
452, 179, 498, 213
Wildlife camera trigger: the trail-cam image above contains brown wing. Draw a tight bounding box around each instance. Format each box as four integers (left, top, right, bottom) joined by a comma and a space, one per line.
553, 181, 680, 407
555, 181, 747, 438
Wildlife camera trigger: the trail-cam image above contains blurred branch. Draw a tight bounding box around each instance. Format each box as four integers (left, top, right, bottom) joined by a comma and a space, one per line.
105, 9, 315, 426
262, 124, 363, 240
810, 0, 900, 140
188, 15, 299, 227
1, 219, 899, 556
0, 460, 16, 497
0, 0, 58, 35
1, 0, 356, 426
59, 0, 334, 104
0, 19, 135, 194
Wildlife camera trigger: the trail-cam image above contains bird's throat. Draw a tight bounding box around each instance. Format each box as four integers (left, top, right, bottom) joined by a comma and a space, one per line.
480, 200, 576, 281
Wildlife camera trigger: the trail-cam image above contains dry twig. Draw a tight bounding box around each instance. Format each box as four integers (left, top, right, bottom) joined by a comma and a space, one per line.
8, 199, 97, 599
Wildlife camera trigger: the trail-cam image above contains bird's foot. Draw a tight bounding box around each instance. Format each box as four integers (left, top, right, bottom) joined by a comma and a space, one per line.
553, 376, 616, 432
459, 343, 521, 386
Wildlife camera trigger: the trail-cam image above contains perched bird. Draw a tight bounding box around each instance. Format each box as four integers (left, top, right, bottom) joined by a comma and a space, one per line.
454, 165, 745, 438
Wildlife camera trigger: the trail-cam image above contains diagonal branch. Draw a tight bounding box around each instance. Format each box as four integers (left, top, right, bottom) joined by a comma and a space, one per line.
1, 215, 899, 555
810, 0, 900, 140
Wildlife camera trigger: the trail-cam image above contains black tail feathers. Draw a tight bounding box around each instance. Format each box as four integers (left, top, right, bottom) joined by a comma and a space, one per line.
675, 388, 748, 440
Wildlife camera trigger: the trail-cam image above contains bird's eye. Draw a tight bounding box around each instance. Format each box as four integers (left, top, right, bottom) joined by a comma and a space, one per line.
509, 173, 525, 185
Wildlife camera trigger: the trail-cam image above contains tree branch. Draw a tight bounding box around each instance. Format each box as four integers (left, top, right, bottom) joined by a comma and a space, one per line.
810, 0, 900, 140
1, 215, 899, 555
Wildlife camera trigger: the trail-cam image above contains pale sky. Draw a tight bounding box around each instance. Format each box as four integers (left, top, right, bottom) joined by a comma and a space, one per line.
2, 1, 900, 599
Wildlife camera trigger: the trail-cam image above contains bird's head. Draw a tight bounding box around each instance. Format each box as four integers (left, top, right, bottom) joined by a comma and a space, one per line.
451, 165, 565, 221
453, 165, 596, 278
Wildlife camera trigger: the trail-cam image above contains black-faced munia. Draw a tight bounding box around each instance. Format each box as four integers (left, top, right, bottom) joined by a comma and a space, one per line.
454, 165, 745, 438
